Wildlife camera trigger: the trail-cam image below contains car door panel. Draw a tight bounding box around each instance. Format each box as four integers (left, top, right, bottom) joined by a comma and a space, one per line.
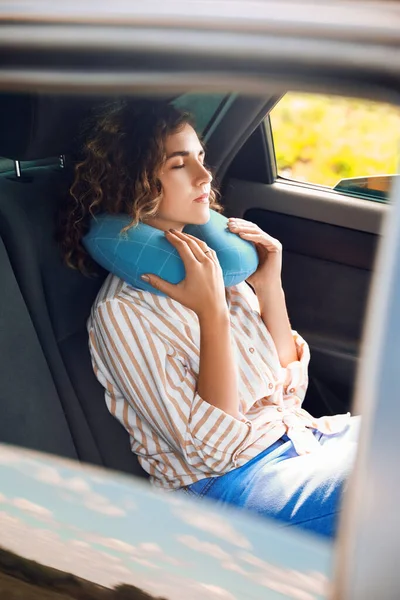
223, 178, 383, 416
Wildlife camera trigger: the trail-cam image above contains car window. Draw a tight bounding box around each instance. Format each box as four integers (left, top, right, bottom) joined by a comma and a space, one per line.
172, 93, 234, 139
269, 92, 400, 203
0, 95, 232, 175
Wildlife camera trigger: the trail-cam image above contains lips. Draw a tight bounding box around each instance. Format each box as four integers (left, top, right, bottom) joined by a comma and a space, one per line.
193, 193, 209, 203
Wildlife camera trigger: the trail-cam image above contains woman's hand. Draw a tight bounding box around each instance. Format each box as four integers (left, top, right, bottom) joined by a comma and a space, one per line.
141, 229, 228, 320
227, 217, 282, 292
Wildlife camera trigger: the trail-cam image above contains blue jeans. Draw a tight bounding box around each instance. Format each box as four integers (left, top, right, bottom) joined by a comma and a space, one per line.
182, 416, 360, 539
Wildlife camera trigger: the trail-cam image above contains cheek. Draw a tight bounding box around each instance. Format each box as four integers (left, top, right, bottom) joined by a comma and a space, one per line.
158, 174, 191, 214
161, 171, 189, 197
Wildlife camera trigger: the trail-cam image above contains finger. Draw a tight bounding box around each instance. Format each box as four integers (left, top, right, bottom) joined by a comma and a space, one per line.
239, 230, 280, 245
229, 225, 259, 235
228, 221, 259, 233
228, 224, 260, 236
228, 222, 278, 243
183, 232, 216, 252
181, 232, 207, 250
180, 232, 218, 261
238, 231, 282, 250
171, 230, 209, 262
165, 231, 201, 269
141, 273, 180, 299
228, 218, 257, 228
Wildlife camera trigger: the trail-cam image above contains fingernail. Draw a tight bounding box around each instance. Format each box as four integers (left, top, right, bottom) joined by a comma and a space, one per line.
141, 275, 150, 282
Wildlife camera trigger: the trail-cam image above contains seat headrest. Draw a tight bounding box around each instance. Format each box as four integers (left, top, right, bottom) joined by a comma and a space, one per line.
0, 93, 101, 160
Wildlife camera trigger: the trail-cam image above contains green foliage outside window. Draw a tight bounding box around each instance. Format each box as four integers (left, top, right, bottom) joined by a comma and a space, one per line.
270, 92, 400, 190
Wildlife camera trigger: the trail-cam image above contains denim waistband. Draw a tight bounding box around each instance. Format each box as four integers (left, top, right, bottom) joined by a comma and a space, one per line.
182, 435, 289, 497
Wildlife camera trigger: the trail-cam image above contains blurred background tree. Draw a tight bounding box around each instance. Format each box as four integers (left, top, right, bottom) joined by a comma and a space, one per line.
270, 93, 400, 188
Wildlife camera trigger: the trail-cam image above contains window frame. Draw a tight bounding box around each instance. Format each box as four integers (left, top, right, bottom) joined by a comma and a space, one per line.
267, 92, 400, 205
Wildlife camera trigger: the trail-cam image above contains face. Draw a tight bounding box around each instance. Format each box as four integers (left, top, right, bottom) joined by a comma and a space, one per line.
145, 123, 212, 232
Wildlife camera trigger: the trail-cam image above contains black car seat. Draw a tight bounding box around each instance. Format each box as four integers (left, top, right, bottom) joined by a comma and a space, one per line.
0, 93, 145, 478
0, 234, 79, 459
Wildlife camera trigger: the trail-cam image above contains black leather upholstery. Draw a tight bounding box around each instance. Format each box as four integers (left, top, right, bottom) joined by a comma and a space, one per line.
0, 235, 78, 458
0, 93, 147, 478
0, 93, 99, 160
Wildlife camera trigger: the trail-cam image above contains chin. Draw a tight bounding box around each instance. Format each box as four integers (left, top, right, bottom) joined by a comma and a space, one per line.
189, 206, 211, 225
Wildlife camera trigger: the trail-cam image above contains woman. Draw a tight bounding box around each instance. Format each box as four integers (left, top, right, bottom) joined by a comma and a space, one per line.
61, 98, 358, 539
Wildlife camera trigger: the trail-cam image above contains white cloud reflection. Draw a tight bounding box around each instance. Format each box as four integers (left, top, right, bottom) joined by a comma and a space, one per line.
236, 550, 330, 600
34, 464, 126, 517
0, 448, 330, 600
11, 497, 53, 520
173, 506, 252, 549
86, 534, 185, 570
0, 511, 237, 600
199, 583, 237, 600
0, 493, 54, 522
177, 535, 230, 561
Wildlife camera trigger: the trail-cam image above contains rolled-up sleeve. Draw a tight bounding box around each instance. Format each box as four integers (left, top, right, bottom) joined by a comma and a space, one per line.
282, 331, 310, 401
91, 298, 252, 476
188, 391, 252, 472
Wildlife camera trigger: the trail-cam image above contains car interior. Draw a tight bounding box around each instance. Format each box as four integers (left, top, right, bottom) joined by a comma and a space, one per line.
0, 90, 381, 480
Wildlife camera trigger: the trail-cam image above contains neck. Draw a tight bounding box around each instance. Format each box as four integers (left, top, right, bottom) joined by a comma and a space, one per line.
144, 216, 185, 233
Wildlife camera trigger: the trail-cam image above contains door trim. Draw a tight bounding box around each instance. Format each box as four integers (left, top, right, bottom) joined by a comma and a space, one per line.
225, 177, 386, 234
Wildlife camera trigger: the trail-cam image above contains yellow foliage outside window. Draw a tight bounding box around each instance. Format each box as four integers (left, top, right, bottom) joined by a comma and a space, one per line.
270, 93, 400, 189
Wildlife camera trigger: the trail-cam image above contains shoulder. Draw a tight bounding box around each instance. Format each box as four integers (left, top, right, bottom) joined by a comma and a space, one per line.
88, 277, 155, 351
92, 274, 158, 315
89, 274, 147, 330
91, 273, 127, 309
89, 274, 194, 334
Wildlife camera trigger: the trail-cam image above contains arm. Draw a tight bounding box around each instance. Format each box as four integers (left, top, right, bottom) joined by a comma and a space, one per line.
91, 298, 251, 475
143, 229, 242, 419
255, 283, 298, 368
241, 281, 310, 400
197, 311, 241, 419
227, 217, 297, 368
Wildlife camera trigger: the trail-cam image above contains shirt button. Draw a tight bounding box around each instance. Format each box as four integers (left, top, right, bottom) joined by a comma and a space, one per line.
249, 347, 255, 353
289, 387, 296, 394
268, 383, 273, 390
277, 407, 283, 412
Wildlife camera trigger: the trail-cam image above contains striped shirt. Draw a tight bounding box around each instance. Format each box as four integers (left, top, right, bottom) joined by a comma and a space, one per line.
88, 274, 350, 490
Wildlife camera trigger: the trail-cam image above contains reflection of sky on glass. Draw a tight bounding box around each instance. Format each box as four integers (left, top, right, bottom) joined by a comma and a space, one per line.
0, 445, 333, 600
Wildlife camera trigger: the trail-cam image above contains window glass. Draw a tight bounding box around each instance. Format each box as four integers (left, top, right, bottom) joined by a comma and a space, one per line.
269, 92, 400, 203
172, 93, 232, 138
0, 95, 233, 175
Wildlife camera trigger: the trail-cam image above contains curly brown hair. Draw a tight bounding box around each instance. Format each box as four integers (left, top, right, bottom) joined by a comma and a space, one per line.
59, 98, 222, 274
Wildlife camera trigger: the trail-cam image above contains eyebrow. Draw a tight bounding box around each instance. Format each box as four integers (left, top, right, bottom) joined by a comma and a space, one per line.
165, 149, 205, 160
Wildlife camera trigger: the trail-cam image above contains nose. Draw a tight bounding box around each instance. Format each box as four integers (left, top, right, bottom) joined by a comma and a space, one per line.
195, 162, 212, 186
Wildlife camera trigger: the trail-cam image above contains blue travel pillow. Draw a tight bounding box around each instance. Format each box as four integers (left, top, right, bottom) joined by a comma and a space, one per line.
83, 209, 259, 297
